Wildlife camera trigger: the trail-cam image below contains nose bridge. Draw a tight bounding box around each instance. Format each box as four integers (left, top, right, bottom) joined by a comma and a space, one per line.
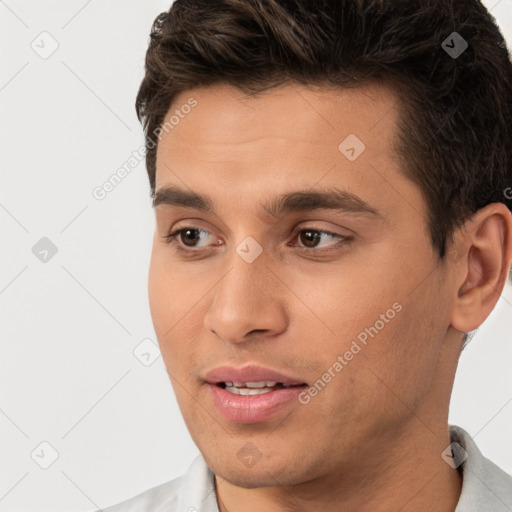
204, 242, 287, 343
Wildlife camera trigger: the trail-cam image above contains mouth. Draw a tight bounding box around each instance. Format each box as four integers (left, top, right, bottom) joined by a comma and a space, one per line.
216, 381, 307, 395
203, 365, 309, 423
204, 364, 308, 388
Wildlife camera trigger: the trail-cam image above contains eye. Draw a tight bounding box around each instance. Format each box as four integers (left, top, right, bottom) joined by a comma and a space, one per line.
291, 227, 352, 252
162, 225, 352, 254
163, 227, 218, 249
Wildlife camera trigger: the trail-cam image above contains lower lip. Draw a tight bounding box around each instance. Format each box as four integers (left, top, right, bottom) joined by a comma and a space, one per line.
206, 383, 307, 423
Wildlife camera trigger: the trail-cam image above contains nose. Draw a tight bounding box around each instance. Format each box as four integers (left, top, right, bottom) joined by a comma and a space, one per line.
203, 249, 288, 345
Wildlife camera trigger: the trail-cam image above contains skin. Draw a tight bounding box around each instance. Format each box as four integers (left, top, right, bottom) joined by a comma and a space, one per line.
148, 82, 512, 512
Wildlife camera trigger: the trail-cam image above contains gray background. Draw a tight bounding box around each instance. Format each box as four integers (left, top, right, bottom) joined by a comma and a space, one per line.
1, 1, 511, 510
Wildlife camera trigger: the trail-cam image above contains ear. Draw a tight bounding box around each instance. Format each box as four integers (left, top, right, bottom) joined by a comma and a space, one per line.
450, 203, 512, 333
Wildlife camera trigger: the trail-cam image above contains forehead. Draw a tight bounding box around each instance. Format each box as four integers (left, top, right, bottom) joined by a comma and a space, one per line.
153, 81, 429, 243
155, 81, 400, 177
153, 81, 415, 221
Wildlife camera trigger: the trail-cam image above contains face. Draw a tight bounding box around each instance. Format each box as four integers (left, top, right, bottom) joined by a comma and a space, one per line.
148, 82, 456, 487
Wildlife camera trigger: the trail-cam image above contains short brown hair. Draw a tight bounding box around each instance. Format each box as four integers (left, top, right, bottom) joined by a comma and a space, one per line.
135, 0, 512, 260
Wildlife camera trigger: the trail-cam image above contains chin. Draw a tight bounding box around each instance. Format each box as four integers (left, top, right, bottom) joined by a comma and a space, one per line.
216, 467, 295, 489
208, 452, 313, 489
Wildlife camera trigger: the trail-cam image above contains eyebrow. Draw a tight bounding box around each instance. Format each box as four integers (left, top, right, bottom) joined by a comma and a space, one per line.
152, 185, 381, 218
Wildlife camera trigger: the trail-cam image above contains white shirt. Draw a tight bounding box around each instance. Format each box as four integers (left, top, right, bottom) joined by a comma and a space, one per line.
100, 425, 512, 511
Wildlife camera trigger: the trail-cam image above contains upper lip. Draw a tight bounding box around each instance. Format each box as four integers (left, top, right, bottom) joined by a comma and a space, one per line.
204, 364, 308, 386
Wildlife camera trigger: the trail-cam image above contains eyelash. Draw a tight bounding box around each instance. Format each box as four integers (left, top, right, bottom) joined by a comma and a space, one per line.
163, 226, 353, 255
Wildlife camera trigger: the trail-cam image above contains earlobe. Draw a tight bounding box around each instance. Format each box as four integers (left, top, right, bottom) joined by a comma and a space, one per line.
450, 203, 512, 334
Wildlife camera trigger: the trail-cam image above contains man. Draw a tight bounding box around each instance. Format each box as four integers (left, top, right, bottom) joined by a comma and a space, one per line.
101, 0, 512, 510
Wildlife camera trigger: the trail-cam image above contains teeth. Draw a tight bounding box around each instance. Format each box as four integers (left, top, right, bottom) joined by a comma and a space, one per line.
218, 380, 304, 394
224, 386, 275, 395
244, 381, 278, 388
224, 381, 279, 388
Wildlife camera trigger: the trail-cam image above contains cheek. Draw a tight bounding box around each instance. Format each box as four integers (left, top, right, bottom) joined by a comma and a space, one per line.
351, 287, 446, 415
308, 257, 443, 411
148, 262, 199, 420
148, 248, 186, 369
296, 264, 397, 348
148, 244, 194, 332
147, 246, 207, 377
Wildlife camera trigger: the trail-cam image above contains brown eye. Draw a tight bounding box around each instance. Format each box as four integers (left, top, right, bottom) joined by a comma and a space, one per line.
163, 227, 216, 249
294, 228, 349, 251
179, 228, 202, 247
299, 230, 323, 248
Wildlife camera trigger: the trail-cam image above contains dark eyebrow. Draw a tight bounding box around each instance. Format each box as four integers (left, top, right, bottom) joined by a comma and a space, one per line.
152, 185, 381, 218
153, 186, 213, 212
262, 188, 380, 218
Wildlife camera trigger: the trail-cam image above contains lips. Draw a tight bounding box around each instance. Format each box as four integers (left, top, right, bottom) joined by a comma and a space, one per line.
204, 364, 308, 388
220, 381, 301, 395
203, 364, 308, 423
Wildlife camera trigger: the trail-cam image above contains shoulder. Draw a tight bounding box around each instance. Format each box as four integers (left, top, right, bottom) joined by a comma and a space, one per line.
97, 454, 218, 512
451, 424, 512, 512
